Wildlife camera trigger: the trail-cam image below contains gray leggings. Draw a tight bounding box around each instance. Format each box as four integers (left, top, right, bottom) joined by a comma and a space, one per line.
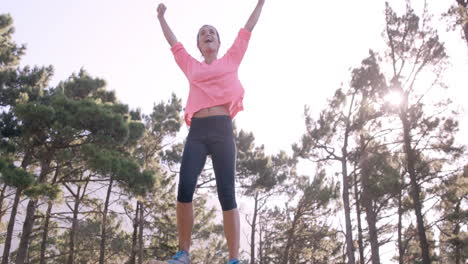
177, 115, 237, 211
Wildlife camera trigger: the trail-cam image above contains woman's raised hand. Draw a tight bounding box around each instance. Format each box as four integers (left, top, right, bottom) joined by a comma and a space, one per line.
157, 3, 166, 19
156, 3, 177, 46
244, 0, 265, 32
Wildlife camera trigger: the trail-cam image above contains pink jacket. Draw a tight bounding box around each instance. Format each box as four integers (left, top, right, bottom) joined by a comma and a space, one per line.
171, 28, 251, 125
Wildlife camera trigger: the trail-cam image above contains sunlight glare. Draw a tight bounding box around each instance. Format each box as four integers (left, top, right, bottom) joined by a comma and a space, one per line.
384, 91, 403, 106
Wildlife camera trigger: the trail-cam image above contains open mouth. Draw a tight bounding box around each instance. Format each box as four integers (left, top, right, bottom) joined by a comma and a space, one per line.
205, 39, 213, 43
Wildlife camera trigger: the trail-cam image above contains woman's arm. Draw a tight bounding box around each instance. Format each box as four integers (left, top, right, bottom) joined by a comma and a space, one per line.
157, 3, 178, 47
244, 0, 265, 32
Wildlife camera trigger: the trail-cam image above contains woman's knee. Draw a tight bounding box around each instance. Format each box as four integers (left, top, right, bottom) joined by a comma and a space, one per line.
218, 188, 237, 211
177, 182, 196, 203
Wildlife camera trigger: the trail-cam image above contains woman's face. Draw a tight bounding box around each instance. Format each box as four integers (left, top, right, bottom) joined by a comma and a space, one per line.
197, 25, 220, 55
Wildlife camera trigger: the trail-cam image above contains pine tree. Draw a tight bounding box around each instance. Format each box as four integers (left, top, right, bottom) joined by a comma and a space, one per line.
349, 50, 389, 264
0, 13, 56, 264
234, 129, 293, 264
293, 87, 357, 264
126, 95, 183, 263
358, 138, 401, 264
293, 49, 387, 263
383, 2, 463, 262
9, 68, 153, 264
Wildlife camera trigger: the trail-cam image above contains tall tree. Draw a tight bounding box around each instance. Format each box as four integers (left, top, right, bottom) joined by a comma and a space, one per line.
384, 1, 461, 262
130, 95, 183, 262
293, 50, 388, 263
0, 13, 56, 264
235, 129, 292, 264
293, 87, 357, 264
348, 50, 409, 264
12, 69, 151, 264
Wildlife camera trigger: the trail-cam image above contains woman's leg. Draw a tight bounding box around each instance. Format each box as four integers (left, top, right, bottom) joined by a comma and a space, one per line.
222, 208, 240, 260
209, 132, 239, 260
177, 138, 207, 253
176, 202, 194, 252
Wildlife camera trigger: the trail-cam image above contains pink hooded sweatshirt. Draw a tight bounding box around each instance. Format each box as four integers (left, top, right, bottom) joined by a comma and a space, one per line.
171, 28, 251, 126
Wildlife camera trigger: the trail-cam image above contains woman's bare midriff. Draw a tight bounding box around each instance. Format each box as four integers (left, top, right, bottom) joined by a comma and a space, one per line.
193, 105, 230, 118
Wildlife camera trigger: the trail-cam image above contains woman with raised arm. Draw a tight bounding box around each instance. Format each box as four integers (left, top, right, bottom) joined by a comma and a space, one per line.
154, 1, 264, 264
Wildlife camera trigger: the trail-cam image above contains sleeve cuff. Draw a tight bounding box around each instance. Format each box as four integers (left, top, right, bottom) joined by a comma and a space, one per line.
170, 42, 184, 53
239, 28, 252, 40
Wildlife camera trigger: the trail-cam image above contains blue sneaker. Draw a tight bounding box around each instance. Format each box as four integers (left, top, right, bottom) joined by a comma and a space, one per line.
227, 259, 240, 264
167, 250, 191, 264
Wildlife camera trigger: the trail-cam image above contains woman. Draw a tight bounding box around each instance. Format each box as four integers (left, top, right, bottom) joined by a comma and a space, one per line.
155, 1, 264, 263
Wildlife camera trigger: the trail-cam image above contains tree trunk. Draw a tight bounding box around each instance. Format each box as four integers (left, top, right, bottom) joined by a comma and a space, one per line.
16, 155, 52, 264
259, 217, 264, 264
363, 203, 380, 264
397, 177, 404, 264
338, 104, 356, 264
353, 172, 365, 264
362, 185, 380, 263
67, 184, 81, 264
360, 147, 380, 264
67, 192, 79, 264
0, 183, 7, 221
250, 192, 259, 264
1, 187, 22, 264
453, 199, 461, 264
99, 177, 114, 264
138, 201, 144, 264
67, 175, 90, 264
39, 166, 60, 264
2, 152, 31, 264
400, 113, 431, 264
341, 156, 356, 264
39, 201, 54, 264
130, 201, 139, 264
15, 198, 37, 264
282, 203, 301, 264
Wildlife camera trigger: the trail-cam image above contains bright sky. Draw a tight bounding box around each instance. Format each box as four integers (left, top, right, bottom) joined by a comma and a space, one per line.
3, 0, 467, 153
3, 0, 468, 261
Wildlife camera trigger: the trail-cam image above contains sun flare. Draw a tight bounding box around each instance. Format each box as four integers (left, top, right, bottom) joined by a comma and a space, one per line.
384, 91, 403, 106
